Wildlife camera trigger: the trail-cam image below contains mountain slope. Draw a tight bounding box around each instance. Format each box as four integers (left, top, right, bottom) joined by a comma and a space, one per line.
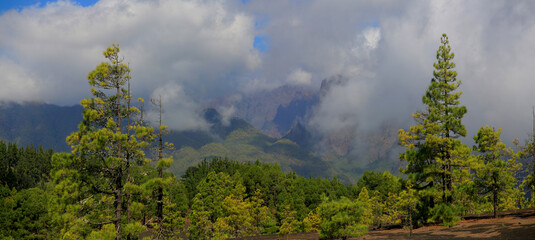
0, 103, 347, 181
167, 108, 350, 182
0, 90, 402, 183
0, 102, 82, 151
214, 78, 403, 180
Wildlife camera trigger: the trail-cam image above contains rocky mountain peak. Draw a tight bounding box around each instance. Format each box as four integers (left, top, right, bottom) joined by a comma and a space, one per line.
319, 74, 348, 97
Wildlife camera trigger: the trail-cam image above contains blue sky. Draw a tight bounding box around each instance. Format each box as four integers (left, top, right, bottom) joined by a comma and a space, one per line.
253, 36, 269, 52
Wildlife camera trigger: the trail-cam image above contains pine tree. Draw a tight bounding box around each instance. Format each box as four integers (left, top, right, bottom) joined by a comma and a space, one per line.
303, 207, 321, 233
473, 126, 521, 218
144, 95, 176, 239
357, 187, 373, 225
214, 194, 256, 239
189, 171, 245, 239
278, 204, 300, 237
51, 44, 153, 239
398, 181, 418, 236
399, 34, 471, 221
249, 189, 277, 235
318, 196, 368, 239
516, 109, 535, 208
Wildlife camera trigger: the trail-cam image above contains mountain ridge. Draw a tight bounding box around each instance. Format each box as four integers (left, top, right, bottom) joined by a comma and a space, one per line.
0, 102, 353, 182
0, 102, 82, 151
0, 78, 403, 183
167, 107, 350, 182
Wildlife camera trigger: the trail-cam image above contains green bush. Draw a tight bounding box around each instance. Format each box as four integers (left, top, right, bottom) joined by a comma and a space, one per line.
318, 196, 368, 239
428, 203, 461, 227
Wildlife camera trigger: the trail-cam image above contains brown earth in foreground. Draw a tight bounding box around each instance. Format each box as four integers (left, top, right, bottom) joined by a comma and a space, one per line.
237, 209, 535, 240
358, 209, 535, 240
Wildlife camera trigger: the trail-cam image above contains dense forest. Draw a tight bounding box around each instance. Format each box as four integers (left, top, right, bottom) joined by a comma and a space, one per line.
1, 34, 535, 240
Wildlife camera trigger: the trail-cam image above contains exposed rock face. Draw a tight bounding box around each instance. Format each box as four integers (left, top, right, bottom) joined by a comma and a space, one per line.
211, 74, 399, 166
211, 85, 318, 138
283, 121, 314, 150
319, 74, 348, 97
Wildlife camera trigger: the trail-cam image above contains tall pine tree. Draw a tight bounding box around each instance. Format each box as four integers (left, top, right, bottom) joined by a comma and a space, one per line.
399, 34, 471, 223
145, 95, 177, 239
51, 44, 153, 239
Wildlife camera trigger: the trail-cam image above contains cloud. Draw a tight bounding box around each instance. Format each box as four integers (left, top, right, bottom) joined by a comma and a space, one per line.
149, 82, 209, 131
1, 0, 535, 143
0, 0, 260, 126
219, 105, 237, 126
309, 78, 372, 135
286, 68, 312, 86
0, 57, 41, 102
0, 0, 262, 130
351, 27, 381, 58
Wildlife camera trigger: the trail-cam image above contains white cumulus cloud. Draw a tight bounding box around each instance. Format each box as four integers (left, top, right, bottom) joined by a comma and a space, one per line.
286, 68, 312, 86
149, 82, 209, 131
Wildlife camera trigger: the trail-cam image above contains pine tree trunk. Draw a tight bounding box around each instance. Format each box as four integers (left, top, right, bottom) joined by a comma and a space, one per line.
126, 79, 132, 240
115, 75, 123, 240
126, 157, 132, 240
156, 98, 164, 226
127, 187, 131, 240
445, 149, 452, 204
157, 168, 163, 225
442, 164, 447, 203
115, 183, 123, 240
447, 164, 453, 203
409, 209, 412, 237
493, 189, 498, 218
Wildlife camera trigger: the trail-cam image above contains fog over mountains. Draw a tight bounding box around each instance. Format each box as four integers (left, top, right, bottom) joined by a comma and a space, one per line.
0, 77, 403, 182
213, 75, 402, 168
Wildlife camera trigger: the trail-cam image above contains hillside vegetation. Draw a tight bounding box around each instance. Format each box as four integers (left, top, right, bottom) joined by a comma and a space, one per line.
168, 108, 349, 182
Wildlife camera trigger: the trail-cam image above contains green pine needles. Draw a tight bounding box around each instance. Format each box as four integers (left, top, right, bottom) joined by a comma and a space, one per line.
399, 33, 473, 225
51, 44, 154, 240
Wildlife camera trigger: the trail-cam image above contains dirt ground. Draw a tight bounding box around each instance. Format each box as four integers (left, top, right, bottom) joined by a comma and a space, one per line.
238, 209, 535, 240
357, 209, 535, 240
